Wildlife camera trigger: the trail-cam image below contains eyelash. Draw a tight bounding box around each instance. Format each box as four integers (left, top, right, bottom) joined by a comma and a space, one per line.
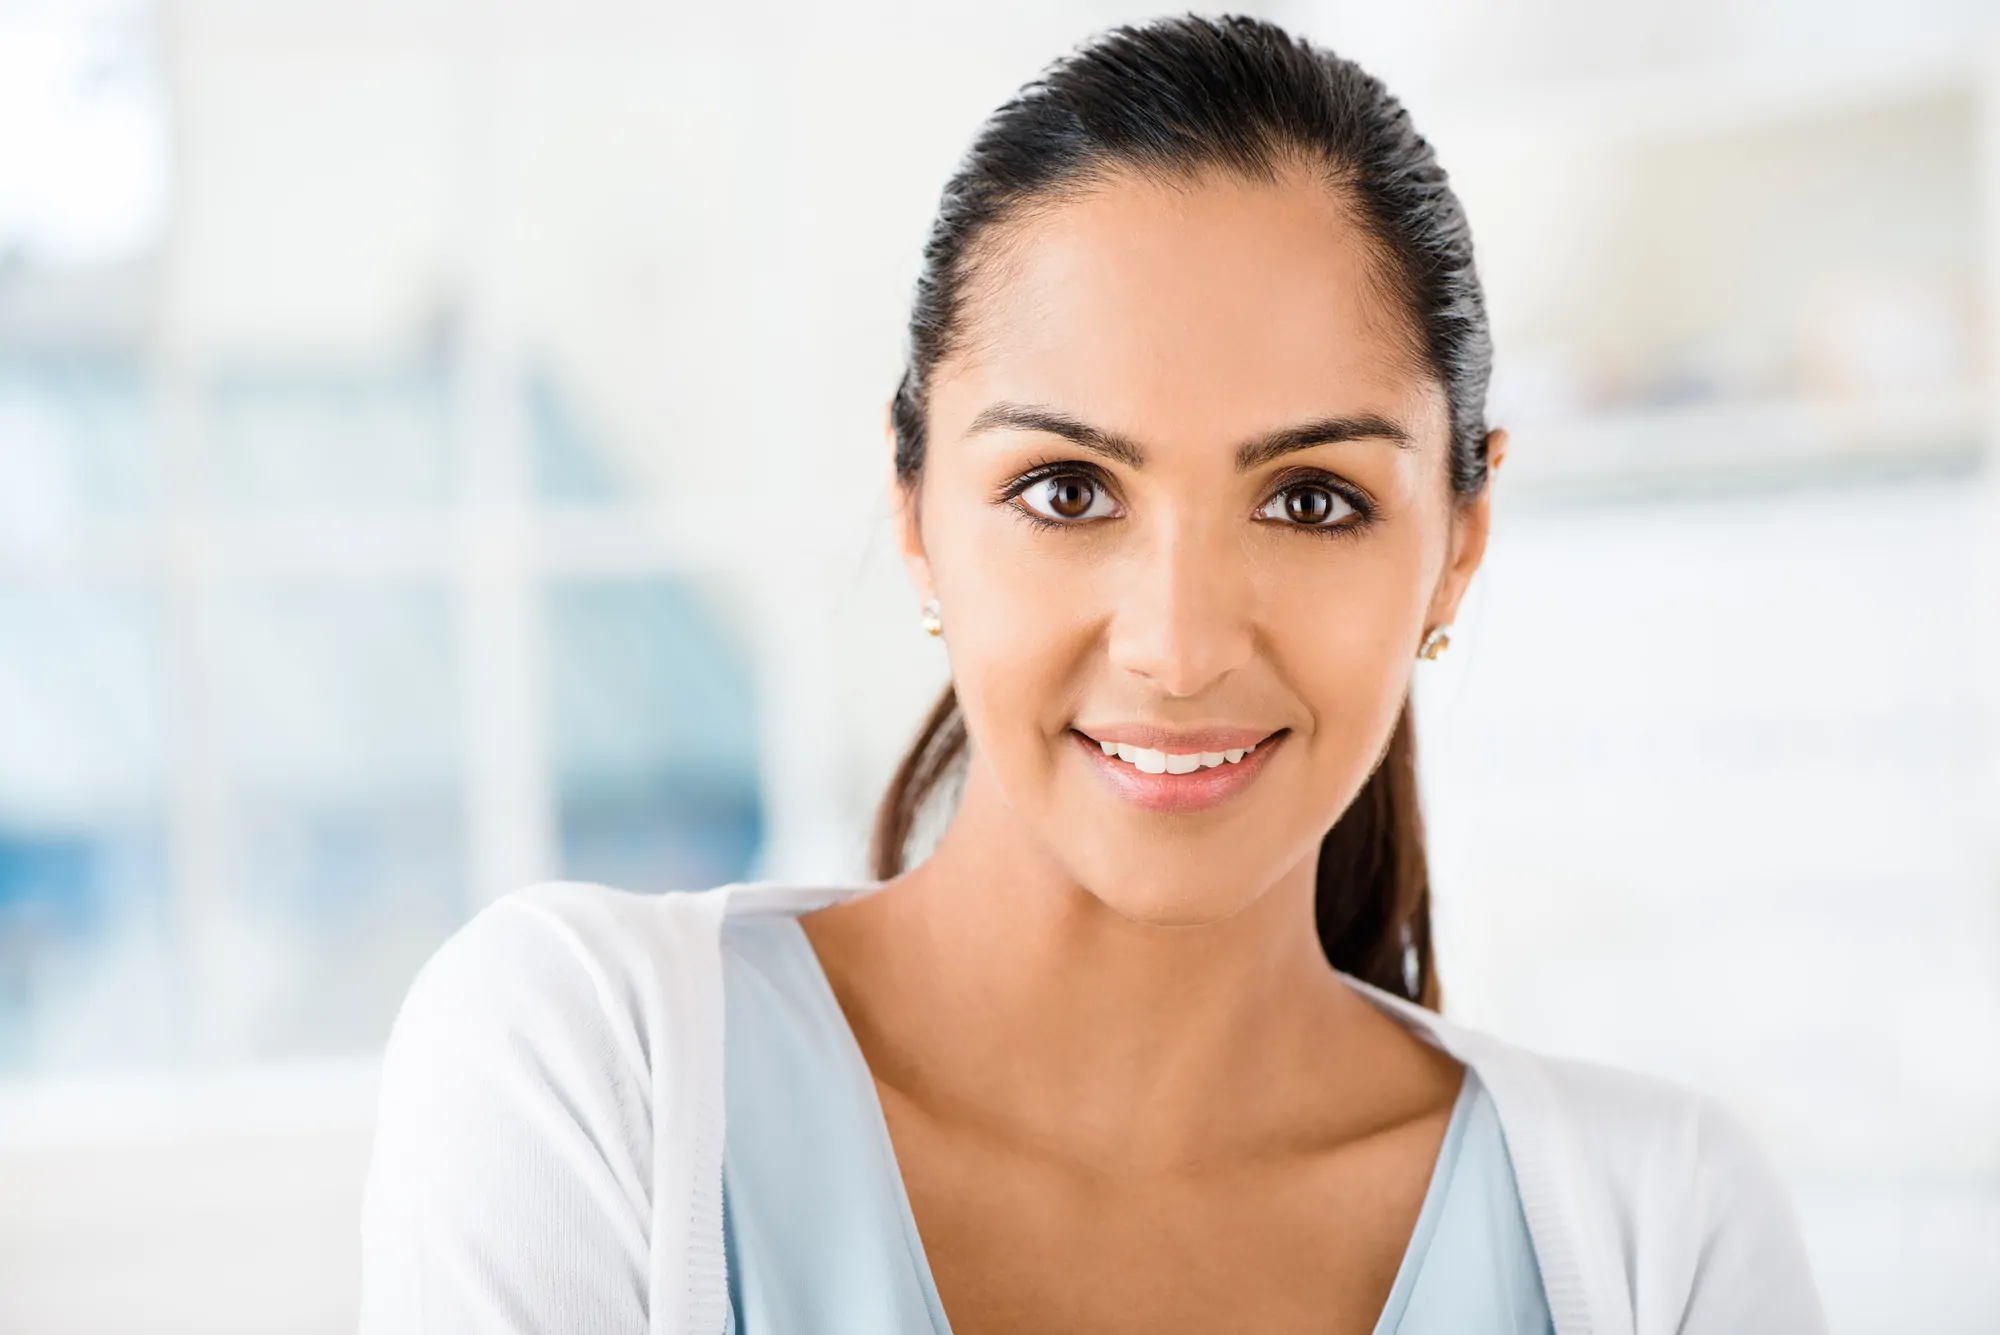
997, 459, 1118, 532
1261, 467, 1378, 538
996, 460, 1377, 536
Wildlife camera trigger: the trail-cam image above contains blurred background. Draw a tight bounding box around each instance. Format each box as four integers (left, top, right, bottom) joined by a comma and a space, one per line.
0, 0, 1994, 1329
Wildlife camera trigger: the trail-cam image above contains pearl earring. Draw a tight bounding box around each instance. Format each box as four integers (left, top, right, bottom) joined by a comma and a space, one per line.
1418, 625, 1451, 660
919, 598, 943, 638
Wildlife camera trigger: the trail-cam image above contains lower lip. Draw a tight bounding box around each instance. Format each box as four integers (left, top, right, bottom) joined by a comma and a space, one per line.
1074, 730, 1286, 815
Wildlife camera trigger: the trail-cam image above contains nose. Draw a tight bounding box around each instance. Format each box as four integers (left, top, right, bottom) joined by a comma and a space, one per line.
1104, 514, 1255, 698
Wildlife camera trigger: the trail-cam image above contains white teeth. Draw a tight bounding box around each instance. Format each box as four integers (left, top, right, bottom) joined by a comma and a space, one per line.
1095, 740, 1263, 774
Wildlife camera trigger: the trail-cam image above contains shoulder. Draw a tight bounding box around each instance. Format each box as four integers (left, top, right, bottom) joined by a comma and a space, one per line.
1358, 982, 1802, 1222
376, 880, 756, 1136
371, 884, 700, 1159
388, 881, 717, 1051
1514, 1047, 1794, 1217
1466, 1032, 1827, 1334
1532, 1052, 1826, 1332
362, 877, 876, 1330
384, 879, 869, 1073
361, 882, 730, 1330
1520, 1049, 1776, 1205
1345, 981, 1823, 1331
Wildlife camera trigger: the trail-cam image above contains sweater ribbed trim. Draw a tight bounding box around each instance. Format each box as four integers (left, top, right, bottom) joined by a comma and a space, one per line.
1342, 977, 1626, 1335
677, 883, 876, 1334
649, 886, 732, 1335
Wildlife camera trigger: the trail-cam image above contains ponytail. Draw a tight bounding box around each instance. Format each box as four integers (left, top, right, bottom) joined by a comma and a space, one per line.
1312, 703, 1437, 1007
868, 686, 967, 884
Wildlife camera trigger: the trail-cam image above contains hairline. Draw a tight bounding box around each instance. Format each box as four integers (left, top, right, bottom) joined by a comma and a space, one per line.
923, 152, 1441, 424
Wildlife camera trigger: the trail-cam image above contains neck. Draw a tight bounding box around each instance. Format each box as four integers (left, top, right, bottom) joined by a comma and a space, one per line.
805, 767, 1369, 1169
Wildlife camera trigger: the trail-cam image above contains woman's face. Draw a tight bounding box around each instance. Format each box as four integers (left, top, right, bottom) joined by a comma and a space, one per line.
901, 167, 1499, 927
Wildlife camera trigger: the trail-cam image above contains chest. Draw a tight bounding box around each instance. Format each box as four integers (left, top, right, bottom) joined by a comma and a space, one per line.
716, 916, 1552, 1335
884, 1097, 1447, 1335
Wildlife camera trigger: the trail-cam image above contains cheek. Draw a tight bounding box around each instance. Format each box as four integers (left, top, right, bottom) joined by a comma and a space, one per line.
1259, 527, 1430, 758
925, 500, 1102, 756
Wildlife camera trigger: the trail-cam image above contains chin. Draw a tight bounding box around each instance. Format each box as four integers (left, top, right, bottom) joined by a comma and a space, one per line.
1067, 846, 1279, 931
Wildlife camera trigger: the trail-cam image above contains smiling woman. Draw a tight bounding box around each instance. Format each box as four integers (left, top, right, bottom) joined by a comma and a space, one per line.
876, 149, 1470, 979
359, 15, 1826, 1335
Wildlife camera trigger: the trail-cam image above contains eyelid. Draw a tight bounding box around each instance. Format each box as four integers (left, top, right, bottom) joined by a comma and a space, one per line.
1260, 462, 1371, 497
1255, 468, 1375, 529
1267, 465, 1372, 501
998, 459, 1122, 504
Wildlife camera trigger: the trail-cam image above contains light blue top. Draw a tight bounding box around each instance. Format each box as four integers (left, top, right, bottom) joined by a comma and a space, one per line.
719, 912, 1553, 1334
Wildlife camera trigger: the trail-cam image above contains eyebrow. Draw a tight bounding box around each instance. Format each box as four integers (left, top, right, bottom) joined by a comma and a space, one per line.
964, 401, 1412, 471
1232, 413, 1413, 469
966, 403, 1147, 468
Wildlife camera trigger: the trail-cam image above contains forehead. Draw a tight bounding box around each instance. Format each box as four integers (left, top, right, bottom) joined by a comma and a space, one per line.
938, 166, 1444, 445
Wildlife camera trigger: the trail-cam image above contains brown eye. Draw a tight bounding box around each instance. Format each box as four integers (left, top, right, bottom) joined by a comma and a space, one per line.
1049, 477, 1095, 518
1257, 482, 1358, 528
1018, 473, 1120, 523
1287, 487, 1334, 523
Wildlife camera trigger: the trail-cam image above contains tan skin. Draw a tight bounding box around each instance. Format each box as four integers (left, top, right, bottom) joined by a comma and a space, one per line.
803, 164, 1509, 1334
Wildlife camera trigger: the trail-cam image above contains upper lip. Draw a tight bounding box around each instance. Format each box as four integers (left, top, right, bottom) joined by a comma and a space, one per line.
1075, 724, 1283, 753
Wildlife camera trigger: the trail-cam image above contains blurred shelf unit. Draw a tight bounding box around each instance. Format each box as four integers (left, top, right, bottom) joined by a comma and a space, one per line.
1432, 43, 1983, 156
1504, 389, 1984, 503
1437, 43, 1995, 500
0, 503, 776, 584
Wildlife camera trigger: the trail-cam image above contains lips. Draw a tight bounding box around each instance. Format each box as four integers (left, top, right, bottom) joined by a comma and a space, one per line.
1072, 727, 1286, 814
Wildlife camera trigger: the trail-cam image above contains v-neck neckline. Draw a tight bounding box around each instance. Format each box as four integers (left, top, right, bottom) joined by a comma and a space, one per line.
774, 912, 1478, 1335
777, 915, 956, 1333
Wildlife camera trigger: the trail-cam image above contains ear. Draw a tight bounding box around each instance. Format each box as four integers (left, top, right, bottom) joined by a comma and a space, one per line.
1426, 427, 1508, 629
887, 404, 935, 602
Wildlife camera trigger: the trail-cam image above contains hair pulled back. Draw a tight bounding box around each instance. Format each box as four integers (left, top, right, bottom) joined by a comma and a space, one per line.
871, 14, 1494, 1008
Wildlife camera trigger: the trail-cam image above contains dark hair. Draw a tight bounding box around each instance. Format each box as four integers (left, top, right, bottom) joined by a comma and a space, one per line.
871, 14, 1493, 1008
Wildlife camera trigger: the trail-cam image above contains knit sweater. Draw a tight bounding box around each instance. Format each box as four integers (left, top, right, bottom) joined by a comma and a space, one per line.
359, 880, 1827, 1335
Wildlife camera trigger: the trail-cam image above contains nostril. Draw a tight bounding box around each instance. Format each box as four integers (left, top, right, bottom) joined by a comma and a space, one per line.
1104, 588, 1257, 698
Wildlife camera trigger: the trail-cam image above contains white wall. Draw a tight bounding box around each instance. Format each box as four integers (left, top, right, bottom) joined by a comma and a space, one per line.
1422, 476, 1998, 1331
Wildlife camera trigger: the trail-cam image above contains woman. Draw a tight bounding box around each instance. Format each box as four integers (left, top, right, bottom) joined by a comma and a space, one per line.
360, 16, 1825, 1334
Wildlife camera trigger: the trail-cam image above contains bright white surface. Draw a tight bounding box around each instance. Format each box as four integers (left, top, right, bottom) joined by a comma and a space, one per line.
1421, 475, 1998, 1330
0, 6, 169, 268
0, 1056, 378, 1335
0, 1126, 373, 1335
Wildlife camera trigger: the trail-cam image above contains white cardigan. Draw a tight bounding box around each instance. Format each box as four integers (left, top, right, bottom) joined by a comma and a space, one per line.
359, 881, 1827, 1335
